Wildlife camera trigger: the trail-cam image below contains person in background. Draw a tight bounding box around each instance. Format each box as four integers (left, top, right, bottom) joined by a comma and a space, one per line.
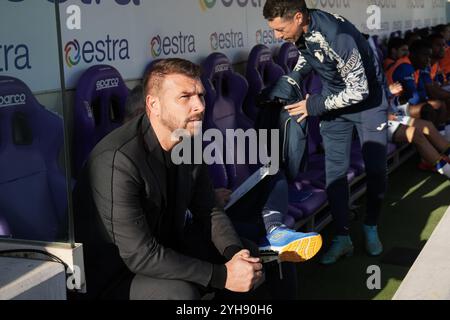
435, 24, 450, 80
387, 83, 450, 179
383, 37, 409, 72
388, 39, 447, 126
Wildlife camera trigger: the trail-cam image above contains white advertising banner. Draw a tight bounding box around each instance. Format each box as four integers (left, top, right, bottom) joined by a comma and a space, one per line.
1, 0, 448, 92
59, 0, 251, 89
0, 1, 61, 93
303, 0, 447, 36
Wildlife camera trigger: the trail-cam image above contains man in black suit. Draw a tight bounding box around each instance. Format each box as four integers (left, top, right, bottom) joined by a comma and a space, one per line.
74, 58, 322, 300
74, 59, 263, 300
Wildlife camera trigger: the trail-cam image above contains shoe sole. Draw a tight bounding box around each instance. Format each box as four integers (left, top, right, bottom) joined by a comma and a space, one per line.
261, 234, 323, 263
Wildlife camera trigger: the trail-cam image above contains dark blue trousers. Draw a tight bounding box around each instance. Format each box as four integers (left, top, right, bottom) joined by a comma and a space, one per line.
320, 103, 388, 235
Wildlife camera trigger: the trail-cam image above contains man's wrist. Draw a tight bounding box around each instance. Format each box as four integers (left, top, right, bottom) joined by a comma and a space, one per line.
223, 245, 243, 261
306, 94, 327, 116
210, 264, 227, 289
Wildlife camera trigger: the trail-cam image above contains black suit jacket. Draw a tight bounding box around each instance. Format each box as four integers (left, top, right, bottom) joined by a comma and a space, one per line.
74, 115, 242, 296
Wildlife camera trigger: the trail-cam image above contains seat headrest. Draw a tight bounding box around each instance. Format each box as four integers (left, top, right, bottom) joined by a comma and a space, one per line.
73, 64, 129, 132
277, 42, 299, 73
73, 65, 129, 177
247, 44, 284, 89
247, 44, 274, 69
202, 53, 234, 80
0, 76, 62, 150
201, 53, 250, 132
75, 64, 128, 103
0, 76, 37, 113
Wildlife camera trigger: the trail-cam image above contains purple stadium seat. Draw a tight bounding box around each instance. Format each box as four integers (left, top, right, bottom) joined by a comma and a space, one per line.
202, 52, 300, 230
283, 213, 296, 229
349, 139, 397, 175
72, 65, 129, 177
275, 42, 299, 74
244, 44, 285, 122
204, 53, 329, 222
201, 53, 256, 188
369, 35, 385, 62
287, 181, 327, 220
0, 76, 68, 241
201, 53, 253, 133
301, 71, 323, 96
350, 139, 366, 175
0, 216, 11, 237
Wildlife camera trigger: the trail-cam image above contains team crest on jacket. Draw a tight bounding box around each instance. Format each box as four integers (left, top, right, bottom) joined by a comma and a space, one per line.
314, 50, 324, 63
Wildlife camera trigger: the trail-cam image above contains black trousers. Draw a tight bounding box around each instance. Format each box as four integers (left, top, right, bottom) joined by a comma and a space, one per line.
103, 233, 268, 300
103, 172, 298, 300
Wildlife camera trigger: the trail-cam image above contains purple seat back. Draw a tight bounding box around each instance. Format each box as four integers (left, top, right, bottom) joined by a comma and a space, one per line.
0, 76, 68, 241
0, 216, 11, 237
73, 65, 129, 177
276, 42, 300, 74
245, 44, 285, 122
201, 53, 252, 133
201, 53, 255, 188
302, 71, 323, 96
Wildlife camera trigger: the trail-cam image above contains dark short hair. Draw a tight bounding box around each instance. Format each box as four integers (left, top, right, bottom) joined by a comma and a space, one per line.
404, 31, 420, 42
142, 58, 201, 98
409, 39, 432, 56
388, 37, 407, 53
263, 0, 308, 21
428, 33, 445, 45
434, 24, 450, 35
124, 84, 145, 122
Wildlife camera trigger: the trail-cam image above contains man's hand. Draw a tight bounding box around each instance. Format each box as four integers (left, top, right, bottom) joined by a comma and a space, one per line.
284, 95, 310, 123
224, 249, 263, 292
389, 82, 403, 96
215, 188, 232, 208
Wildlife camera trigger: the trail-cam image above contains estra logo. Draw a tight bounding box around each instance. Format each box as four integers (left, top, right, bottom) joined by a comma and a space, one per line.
96, 78, 120, 91
199, 0, 262, 11
406, 0, 424, 9
64, 35, 130, 68
0, 42, 31, 72
432, 0, 445, 9
256, 29, 283, 45
0, 93, 26, 108
210, 30, 244, 51
306, 0, 350, 9
199, 0, 217, 11
150, 33, 196, 58
367, 0, 397, 8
